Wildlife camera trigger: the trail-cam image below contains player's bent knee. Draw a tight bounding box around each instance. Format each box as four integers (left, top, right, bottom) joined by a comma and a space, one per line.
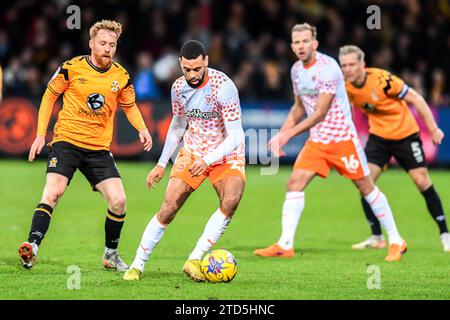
286, 178, 305, 192
42, 188, 65, 206
109, 195, 126, 214
412, 174, 431, 191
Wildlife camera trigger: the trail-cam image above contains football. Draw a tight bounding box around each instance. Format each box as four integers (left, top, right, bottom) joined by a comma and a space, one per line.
200, 249, 238, 283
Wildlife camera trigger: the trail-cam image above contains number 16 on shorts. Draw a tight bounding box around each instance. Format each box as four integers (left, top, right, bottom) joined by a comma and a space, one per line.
341, 154, 360, 174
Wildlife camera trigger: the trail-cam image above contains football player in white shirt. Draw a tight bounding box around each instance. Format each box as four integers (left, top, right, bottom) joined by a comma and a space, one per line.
124, 40, 246, 281
254, 23, 407, 261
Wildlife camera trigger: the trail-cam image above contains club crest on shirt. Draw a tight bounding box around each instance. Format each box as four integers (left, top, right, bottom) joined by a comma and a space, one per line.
205, 94, 212, 105
111, 80, 120, 92
49, 157, 58, 168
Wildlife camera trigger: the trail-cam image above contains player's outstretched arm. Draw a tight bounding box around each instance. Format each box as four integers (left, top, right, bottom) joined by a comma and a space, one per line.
403, 88, 444, 145
29, 84, 64, 162
29, 62, 70, 162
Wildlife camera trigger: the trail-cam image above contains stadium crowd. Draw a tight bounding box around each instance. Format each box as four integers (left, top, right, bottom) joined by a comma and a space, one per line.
0, 0, 449, 105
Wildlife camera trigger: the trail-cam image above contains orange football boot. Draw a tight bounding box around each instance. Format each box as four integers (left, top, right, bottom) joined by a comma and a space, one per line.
385, 241, 407, 262
254, 243, 294, 258
18, 242, 36, 269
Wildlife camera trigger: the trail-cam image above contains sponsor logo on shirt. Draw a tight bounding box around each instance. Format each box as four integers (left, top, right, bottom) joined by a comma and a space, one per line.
299, 88, 319, 96
186, 108, 219, 120
86, 93, 105, 111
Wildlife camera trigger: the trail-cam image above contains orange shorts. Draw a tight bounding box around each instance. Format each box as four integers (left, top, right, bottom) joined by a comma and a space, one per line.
170, 148, 246, 190
294, 138, 370, 180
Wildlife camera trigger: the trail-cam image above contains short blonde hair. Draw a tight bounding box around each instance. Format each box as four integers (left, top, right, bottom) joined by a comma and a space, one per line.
291, 23, 317, 39
89, 20, 122, 40
339, 45, 365, 62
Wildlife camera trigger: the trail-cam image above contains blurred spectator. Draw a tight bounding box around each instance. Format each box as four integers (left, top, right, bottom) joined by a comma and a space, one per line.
153, 49, 180, 92
255, 61, 286, 100
3, 57, 27, 96
431, 69, 447, 107
0, 63, 3, 102
0, 0, 448, 104
0, 30, 9, 60
134, 51, 162, 101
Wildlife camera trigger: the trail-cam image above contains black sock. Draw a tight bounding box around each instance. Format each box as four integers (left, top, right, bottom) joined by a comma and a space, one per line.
105, 209, 126, 249
421, 185, 448, 234
361, 197, 382, 236
28, 203, 53, 246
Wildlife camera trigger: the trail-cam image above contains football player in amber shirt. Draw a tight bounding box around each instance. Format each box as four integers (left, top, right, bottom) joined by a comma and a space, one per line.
18, 20, 153, 270
254, 24, 406, 262
339, 45, 449, 252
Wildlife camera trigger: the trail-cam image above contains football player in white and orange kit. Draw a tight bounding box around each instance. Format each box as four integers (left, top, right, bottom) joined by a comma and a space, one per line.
254, 23, 407, 261
124, 40, 246, 281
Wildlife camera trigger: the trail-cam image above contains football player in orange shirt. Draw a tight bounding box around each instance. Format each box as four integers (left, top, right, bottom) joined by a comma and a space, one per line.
339, 45, 449, 252
18, 20, 153, 270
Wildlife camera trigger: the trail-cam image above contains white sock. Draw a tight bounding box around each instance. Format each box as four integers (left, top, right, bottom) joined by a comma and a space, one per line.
31, 242, 39, 256
364, 187, 403, 245
277, 192, 305, 250
131, 215, 167, 272
188, 209, 231, 261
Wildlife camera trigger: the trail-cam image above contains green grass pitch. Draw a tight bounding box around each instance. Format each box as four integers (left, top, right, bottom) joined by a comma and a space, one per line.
0, 159, 449, 299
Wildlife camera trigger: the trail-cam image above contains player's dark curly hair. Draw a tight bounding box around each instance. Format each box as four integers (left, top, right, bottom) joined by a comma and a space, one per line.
180, 40, 206, 59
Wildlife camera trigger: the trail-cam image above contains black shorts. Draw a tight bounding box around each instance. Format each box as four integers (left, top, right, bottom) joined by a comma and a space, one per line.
364, 133, 426, 171
46, 141, 121, 190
